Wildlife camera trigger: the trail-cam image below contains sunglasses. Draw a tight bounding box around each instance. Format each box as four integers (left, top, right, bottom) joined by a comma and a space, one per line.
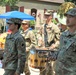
22, 23, 28, 25
7, 22, 13, 25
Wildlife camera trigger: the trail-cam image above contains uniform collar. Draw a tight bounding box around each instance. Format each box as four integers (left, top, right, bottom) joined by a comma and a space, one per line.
63, 30, 76, 37
24, 28, 30, 33
46, 22, 54, 28
7, 31, 19, 39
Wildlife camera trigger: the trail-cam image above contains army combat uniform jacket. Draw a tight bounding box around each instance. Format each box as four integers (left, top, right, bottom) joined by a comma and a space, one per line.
2, 31, 26, 74
40, 22, 60, 48
55, 30, 76, 75
21, 28, 36, 51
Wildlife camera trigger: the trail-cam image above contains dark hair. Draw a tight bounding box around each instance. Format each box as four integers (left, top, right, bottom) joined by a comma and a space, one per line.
14, 23, 21, 29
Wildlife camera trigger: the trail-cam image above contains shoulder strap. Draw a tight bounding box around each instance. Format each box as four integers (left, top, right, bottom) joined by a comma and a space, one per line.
44, 24, 48, 47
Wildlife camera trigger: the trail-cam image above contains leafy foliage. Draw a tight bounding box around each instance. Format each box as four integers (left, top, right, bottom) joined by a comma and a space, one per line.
0, 0, 20, 6
57, 2, 75, 18
30, 20, 36, 26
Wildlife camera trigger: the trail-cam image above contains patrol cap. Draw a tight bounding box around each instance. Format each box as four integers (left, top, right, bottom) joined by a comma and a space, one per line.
22, 20, 30, 24
44, 10, 53, 15
64, 8, 76, 16
7, 18, 22, 25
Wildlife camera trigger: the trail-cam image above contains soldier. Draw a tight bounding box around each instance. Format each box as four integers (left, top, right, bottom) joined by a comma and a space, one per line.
2, 18, 26, 75
50, 8, 76, 75
21, 20, 36, 75
37, 10, 60, 75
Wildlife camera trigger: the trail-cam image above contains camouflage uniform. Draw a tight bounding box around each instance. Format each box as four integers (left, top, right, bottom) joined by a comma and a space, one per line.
36, 30, 44, 47
3, 31, 26, 75
21, 28, 36, 75
39, 22, 60, 75
55, 30, 76, 75
55, 8, 76, 75
21, 29, 36, 50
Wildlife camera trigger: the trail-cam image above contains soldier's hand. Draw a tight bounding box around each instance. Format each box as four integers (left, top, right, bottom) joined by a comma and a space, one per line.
49, 44, 56, 50
42, 47, 48, 50
35, 46, 48, 50
14, 72, 20, 75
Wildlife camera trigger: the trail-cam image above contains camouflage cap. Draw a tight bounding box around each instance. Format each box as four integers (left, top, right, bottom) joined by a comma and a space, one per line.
7, 18, 22, 24
64, 8, 76, 16
44, 10, 53, 15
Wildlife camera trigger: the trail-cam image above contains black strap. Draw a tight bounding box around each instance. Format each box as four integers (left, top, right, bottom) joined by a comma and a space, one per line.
44, 24, 48, 47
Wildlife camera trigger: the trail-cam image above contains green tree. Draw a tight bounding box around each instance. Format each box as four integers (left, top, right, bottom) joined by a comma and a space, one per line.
57, 2, 75, 18
65, 0, 76, 4
0, 0, 20, 32
0, 0, 20, 6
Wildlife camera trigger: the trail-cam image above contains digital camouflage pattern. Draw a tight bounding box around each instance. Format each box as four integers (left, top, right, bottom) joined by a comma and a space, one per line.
38, 23, 60, 75
46, 23, 60, 47
21, 28, 36, 75
40, 22, 60, 48
3, 70, 16, 75
21, 28, 36, 51
3, 31, 26, 74
55, 30, 76, 75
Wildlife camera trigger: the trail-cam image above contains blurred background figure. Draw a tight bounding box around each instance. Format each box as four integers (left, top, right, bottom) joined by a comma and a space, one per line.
36, 10, 60, 75
2, 18, 26, 75
21, 20, 36, 75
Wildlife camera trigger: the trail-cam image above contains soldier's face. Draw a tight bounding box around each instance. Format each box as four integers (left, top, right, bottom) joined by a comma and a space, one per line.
7, 23, 16, 31
45, 15, 52, 21
21, 23, 29, 30
66, 15, 76, 27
